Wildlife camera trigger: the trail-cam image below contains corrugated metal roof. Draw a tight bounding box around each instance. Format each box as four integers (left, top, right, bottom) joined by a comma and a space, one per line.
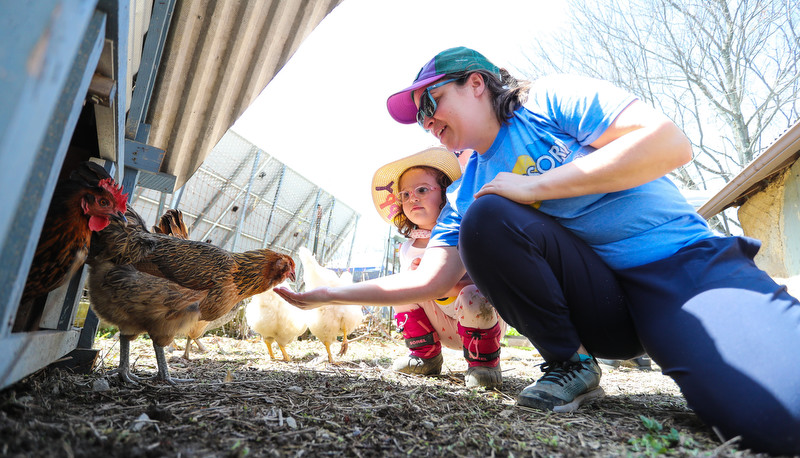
143, 0, 344, 189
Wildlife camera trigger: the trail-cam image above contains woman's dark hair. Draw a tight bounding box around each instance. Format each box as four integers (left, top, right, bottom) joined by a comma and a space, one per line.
392, 165, 453, 237
449, 68, 531, 125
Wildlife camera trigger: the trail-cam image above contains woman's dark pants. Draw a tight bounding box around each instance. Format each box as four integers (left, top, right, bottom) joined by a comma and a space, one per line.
460, 194, 800, 455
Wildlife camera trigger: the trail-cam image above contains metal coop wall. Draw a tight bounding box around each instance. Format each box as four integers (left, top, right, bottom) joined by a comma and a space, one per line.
0, 0, 344, 391
130, 131, 360, 268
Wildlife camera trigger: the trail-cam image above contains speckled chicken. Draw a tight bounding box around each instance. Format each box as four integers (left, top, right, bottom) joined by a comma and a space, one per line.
151, 209, 226, 360
246, 280, 309, 361
87, 207, 296, 384
14, 161, 127, 332
297, 247, 363, 363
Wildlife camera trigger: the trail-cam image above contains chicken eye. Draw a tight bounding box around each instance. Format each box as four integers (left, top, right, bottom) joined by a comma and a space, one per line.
99, 198, 111, 207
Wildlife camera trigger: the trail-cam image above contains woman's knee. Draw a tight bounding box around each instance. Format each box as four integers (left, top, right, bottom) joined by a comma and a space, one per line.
460, 195, 538, 264
461, 196, 503, 255
461, 195, 512, 238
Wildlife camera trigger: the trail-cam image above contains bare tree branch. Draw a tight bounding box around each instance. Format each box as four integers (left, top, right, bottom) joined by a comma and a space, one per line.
521, 0, 800, 200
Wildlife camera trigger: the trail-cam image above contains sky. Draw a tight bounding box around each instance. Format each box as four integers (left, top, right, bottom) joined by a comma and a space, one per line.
232, 0, 570, 266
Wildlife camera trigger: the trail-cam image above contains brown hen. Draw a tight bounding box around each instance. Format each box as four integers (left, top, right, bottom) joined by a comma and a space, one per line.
87, 207, 296, 384
152, 209, 241, 360
14, 161, 127, 332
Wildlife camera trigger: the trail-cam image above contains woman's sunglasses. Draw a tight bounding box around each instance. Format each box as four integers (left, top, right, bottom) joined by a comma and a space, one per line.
416, 78, 459, 127
398, 186, 439, 203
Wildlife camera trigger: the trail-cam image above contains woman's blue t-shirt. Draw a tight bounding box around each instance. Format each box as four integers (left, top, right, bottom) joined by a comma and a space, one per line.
429, 74, 714, 270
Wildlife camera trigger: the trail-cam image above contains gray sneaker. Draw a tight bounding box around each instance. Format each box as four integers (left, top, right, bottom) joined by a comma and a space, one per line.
465, 364, 502, 389
518, 354, 604, 413
393, 353, 443, 375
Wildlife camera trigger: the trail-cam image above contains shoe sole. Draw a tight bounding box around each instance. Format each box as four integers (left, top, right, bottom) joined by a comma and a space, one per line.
396, 368, 442, 376
552, 387, 605, 413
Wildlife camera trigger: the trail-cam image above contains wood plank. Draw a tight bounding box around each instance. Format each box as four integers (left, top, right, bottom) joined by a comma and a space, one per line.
0, 329, 81, 390
95, 0, 130, 182
39, 267, 89, 331
125, 0, 177, 140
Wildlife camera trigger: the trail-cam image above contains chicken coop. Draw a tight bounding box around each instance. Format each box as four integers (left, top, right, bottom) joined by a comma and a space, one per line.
0, 0, 345, 390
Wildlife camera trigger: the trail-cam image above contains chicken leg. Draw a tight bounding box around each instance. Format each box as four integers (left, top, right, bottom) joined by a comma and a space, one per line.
321, 326, 351, 364
337, 325, 350, 357
263, 338, 278, 360
278, 345, 291, 362
183, 336, 208, 360
263, 338, 293, 362
109, 335, 143, 384
323, 342, 335, 363
153, 344, 194, 385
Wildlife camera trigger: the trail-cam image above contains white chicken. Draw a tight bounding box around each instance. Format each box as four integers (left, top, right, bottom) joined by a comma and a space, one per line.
297, 247, 364, 363
245, 280, 309, 361
180, 301, 245, 359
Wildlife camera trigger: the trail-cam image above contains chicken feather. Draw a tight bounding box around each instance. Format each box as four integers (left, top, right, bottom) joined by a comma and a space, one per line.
298, 247, 363, 363
151, 208, 234, 360
87, 207, 295, 384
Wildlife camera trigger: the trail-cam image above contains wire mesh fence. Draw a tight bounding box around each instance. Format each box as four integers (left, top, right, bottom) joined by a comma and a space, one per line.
131, 131, 360, 269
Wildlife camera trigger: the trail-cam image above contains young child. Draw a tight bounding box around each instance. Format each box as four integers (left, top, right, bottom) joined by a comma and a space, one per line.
371, 147, 507, 389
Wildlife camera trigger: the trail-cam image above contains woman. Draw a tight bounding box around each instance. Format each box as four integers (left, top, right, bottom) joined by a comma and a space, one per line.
371, 147, 506, 388
278, 47, 800, 454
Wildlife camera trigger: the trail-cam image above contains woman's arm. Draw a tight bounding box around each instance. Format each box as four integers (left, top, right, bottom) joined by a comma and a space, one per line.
474, 100, 692, 204
274, 246, 466, 309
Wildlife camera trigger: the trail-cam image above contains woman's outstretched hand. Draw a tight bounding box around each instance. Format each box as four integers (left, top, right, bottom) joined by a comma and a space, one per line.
273, 286, 330, 310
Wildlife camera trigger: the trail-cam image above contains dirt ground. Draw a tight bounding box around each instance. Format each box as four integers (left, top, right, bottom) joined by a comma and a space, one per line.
0, 318, 778, 457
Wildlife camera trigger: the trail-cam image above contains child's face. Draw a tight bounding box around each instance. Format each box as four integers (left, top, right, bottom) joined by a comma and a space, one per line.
398, 168, 443, 231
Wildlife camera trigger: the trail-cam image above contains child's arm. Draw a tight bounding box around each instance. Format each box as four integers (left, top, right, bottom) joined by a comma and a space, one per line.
275, 246, 465, 309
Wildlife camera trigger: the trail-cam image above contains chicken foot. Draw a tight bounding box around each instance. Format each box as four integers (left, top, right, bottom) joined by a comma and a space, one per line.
152, 344, 194, 385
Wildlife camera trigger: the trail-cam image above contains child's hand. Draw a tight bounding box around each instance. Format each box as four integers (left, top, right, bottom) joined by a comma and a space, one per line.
408, 257, 422, 271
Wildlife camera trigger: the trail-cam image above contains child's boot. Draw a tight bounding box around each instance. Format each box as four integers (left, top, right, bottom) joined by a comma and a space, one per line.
393, 307, 443, 375
459, 322, 502, 389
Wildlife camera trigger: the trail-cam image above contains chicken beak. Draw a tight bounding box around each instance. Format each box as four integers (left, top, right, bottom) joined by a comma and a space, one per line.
288, 269, 296, 282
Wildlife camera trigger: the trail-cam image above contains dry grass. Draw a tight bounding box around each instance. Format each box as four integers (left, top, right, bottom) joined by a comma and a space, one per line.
0, 322, 775, 457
